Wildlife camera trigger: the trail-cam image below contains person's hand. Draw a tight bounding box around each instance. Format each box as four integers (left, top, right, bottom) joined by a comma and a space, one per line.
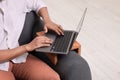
44, 20, 64, 35
24, 36, 53, 51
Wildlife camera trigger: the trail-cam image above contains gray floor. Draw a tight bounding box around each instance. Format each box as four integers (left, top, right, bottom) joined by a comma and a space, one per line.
43, 0, 120, 80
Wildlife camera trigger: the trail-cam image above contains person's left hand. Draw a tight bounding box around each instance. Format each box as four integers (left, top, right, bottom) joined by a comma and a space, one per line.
44, 20, 64, 35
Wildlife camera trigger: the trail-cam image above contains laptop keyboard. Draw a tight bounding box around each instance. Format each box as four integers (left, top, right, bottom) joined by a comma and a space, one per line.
51, 31, 73, 52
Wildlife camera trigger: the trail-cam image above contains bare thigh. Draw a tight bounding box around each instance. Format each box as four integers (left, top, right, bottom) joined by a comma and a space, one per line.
12, 54, 60, 80
0, 70, 15, 80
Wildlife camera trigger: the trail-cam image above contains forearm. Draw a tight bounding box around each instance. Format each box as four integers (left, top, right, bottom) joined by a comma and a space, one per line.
0, 45, 27, 63
37, 7, 64, 35
0, 35, 53, 63
38, 7, 51, 23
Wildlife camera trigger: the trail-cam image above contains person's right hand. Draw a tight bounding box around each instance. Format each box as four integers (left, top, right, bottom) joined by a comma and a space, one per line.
24, 36, 53, 51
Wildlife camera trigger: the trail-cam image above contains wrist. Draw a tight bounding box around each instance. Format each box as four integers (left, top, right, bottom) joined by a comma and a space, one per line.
24, 44, 32, 52
42, 14, 51, 24
44, 18, 51, 24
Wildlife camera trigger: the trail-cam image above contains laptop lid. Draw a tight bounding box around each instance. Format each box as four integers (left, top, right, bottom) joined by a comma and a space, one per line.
74, 8, 87, 39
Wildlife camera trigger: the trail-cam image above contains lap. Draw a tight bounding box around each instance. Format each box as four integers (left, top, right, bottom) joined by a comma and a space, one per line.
32, 51, 91, 80
12, 54, 60, 80
4, 51, 91, 80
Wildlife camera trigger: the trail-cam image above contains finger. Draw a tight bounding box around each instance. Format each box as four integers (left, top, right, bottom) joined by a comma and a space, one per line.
44, 26, 48, 33
44, 40, 53, 44
57, 25, 64, 35
40, 43, 51, 47
36, 36, 53, 43
54, 29, 61, 35
36, 43, 51, 48
58, 25, 64, 31
58, 27, 64, 35
36, 31, 45, 36
37, 36, 50, 40
55, 27, 64, 35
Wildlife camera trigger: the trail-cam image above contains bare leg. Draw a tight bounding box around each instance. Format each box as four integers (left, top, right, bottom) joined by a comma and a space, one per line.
0, 63, 15, 80
12, 54, 60, 80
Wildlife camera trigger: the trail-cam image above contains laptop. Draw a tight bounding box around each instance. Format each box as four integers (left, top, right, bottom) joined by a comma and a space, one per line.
36, 8, 87, 54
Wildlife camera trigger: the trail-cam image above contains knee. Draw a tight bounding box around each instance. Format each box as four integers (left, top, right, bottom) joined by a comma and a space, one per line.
40, 72, 60, 80
30, 71, 60, 80
47, 72, 60, 80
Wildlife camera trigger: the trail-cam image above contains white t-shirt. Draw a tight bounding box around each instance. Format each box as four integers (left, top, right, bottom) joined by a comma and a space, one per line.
0, 0, 46, 71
